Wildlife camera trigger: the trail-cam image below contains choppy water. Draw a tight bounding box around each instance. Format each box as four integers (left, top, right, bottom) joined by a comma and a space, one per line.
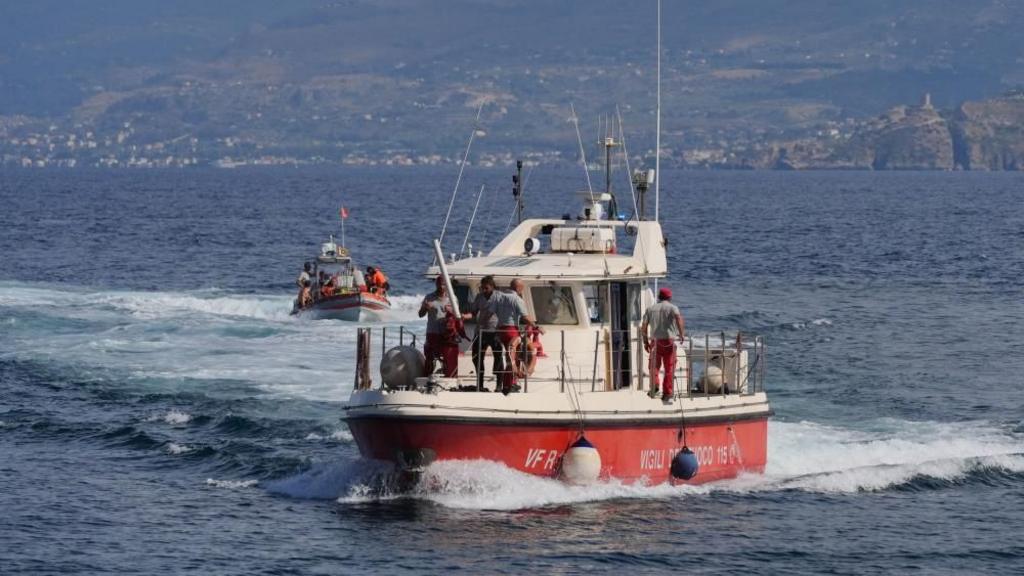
2, 168, 1023, 575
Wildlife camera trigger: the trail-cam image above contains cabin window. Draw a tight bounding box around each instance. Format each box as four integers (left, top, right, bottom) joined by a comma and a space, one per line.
582, 283, 607, 324
531, 286, 578, 325
629, 283, 642, 321
453, 283, 472, 317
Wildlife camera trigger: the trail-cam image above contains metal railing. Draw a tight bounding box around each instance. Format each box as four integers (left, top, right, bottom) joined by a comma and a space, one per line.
354, 325, 766, 397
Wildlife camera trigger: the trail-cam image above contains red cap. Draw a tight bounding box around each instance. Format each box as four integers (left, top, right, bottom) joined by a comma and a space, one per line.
658, 287, 672, 300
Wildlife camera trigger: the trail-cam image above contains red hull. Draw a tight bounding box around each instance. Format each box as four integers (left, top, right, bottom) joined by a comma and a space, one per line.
346, 417, 767, 484
298, 293, 390, 321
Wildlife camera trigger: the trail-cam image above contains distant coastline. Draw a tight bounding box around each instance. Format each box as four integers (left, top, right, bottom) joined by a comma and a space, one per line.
3, 93, 1022, 171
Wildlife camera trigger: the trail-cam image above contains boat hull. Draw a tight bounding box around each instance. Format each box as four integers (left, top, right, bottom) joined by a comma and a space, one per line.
345, 414, 767, 484
297, 293, 390, 321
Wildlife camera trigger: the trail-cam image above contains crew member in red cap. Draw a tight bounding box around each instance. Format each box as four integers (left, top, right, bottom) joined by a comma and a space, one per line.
641, 286, 686, 402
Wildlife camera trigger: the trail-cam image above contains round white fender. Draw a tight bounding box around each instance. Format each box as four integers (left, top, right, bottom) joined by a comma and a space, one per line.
560, 436, 601, 484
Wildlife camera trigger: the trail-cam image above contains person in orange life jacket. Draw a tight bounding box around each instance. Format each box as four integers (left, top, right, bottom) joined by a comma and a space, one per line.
320, 274, 336, 299
419, 276, 459, 377
641, 287, 686, 403
366, 266, 389, 295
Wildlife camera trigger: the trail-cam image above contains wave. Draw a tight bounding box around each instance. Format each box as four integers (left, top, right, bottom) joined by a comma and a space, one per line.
0, 282, 294, 322
270, 418, 1023, 510
205, 478, 259, 489
758, 419, 1024, 493
265, 459, 399, 500
165, 442, 193, 455
305, 428, 353, 442
148, 410, 193, 425
0, 281, 368, 401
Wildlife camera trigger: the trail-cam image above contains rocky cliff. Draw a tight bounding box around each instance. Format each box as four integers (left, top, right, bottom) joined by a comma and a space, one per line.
762, 94, 1024, 171
952, 94, 1024, 170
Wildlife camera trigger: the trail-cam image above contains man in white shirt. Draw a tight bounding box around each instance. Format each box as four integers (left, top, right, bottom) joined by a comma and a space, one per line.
641, 287, 686, 402
419, 277, 458, 377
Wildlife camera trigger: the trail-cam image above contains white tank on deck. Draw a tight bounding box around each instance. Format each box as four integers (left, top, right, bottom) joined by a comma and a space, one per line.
380, 346, 425, 390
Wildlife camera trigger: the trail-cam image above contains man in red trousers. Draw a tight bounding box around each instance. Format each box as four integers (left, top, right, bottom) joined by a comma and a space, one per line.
641, 287, 686, 402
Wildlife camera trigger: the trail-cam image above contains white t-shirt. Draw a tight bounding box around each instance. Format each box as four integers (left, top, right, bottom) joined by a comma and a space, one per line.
643, 301, 682, 339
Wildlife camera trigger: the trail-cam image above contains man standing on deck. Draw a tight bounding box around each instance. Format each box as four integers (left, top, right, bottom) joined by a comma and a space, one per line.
419, 276, 458, 377
296, 262, 312, 287
464, 276, 502, 392
641, 287, 686, 403
493, 278, 540, 394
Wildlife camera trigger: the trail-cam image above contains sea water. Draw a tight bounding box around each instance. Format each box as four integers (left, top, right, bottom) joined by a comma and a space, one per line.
1, 168, 1022, 574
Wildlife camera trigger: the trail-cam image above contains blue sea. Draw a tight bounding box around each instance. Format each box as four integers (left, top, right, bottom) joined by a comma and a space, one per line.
2, 167, 1023, 575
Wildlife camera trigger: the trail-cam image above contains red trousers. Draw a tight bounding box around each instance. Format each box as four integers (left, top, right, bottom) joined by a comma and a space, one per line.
648, 339, 677, 396
497, 325, 521, 390
424, 333, 458, 377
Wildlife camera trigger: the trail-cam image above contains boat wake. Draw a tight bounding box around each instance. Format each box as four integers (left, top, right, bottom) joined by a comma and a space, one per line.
0, 281, 427, 401
264, 419, 1024, 511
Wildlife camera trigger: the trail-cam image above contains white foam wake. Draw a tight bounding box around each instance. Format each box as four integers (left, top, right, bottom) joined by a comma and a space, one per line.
148, 410, 193, 425
0, 282, 428, 401
758, 419, 1024, 493
269, 419, 1023, 510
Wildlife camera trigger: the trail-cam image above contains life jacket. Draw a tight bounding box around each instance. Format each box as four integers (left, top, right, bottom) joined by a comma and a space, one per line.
526, 325, 546, 357
443, 311, 467, 345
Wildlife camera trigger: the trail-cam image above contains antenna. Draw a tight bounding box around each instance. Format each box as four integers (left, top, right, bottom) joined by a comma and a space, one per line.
570, 102, 595, 201
600, 129, 620, 219
460, 184, 486, 258
512, 160, 524, 224
437, 102, 484, 257
655, 0, 661, 222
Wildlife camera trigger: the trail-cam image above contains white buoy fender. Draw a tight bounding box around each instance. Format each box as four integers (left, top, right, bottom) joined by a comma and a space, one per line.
701, 364, 724, 393
559, 436, 601, 484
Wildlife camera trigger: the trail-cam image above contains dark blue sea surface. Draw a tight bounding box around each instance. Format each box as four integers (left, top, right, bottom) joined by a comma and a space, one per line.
2, 167, 1023, 575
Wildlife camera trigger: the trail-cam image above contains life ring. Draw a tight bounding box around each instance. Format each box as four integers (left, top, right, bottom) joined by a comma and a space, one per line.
508, 334, 537, 378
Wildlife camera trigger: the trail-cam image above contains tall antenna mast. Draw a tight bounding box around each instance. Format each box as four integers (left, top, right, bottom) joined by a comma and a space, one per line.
512, 160, 524, 224
437, 103, 484, 256
601, 129, 620, 219
655, 0, 662, 222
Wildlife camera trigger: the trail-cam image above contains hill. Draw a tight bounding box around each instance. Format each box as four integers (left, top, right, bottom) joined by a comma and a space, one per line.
2, 0, 1023, 168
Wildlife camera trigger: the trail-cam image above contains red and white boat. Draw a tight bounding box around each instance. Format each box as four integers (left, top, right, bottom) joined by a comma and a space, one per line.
292, 236, 391, 322
343, 184, 770, 485
344, 5, 768, 484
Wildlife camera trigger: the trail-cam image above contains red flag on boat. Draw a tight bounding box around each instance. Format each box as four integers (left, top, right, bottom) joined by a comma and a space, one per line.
339, 207, 349, 219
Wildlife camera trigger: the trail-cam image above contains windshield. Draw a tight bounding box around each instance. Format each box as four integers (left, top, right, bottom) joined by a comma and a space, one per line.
531, 286, 578, 325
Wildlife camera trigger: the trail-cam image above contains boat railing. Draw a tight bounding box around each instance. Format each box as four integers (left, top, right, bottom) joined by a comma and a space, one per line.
354, 326, 419, 390
353, 326, 765, 397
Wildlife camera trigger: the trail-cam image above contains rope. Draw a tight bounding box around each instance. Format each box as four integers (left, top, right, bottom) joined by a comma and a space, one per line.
675, 340, 688, 447
562, 345, 586, 435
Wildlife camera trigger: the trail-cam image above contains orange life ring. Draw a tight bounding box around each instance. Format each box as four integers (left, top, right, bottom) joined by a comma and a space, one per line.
508, 335, 537, 378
